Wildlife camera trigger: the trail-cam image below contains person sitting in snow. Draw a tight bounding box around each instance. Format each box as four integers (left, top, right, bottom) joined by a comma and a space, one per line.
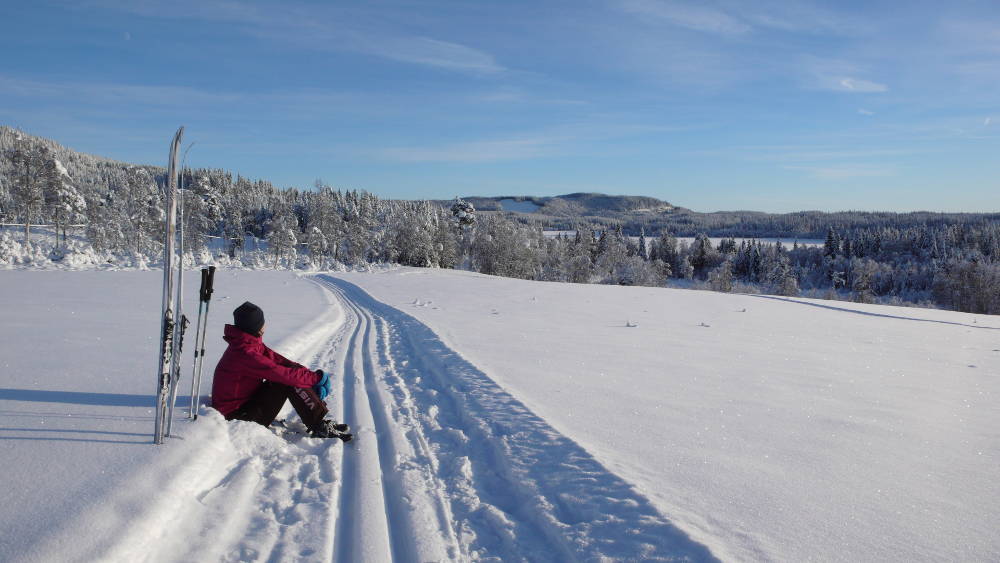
211, 301, 351, 441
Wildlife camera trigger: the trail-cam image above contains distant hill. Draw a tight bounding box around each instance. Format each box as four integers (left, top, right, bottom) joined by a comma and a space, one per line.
455, 193, 674, 216
435, 193, 681, 232
439, 193, 997, 239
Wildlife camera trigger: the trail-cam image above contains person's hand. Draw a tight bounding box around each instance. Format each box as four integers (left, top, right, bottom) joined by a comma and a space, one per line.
313, 370, 331, 400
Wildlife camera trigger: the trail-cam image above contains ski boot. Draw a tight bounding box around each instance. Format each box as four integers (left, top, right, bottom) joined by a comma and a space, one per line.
310, 419, 353, 442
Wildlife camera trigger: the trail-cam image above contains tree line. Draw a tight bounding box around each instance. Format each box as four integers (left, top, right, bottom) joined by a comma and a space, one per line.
1, 126, 997, 314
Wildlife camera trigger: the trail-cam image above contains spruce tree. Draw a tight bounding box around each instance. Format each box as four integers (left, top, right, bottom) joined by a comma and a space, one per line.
824, 227, 839, 258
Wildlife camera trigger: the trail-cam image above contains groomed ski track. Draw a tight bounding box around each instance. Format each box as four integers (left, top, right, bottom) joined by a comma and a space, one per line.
316, 275, 715, 562
30, 275, 718, 563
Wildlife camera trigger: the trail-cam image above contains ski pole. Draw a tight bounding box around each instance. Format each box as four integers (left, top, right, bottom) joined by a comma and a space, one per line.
191, 266, 215, 420
187, 268, 208, 419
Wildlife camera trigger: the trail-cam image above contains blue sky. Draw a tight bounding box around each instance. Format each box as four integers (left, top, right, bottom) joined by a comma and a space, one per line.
2, 0, 999, 212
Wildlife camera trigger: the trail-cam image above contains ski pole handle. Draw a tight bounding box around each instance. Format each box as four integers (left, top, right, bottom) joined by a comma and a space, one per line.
199, 268, 209, 302
205, 266, 216, 302
199, 266, 216, 302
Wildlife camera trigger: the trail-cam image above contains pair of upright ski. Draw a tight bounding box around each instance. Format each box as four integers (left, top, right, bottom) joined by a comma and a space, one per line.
154, 127, 216, 444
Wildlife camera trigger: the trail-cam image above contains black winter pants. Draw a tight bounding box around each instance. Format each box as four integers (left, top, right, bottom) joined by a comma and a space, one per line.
226, 381, 328, 431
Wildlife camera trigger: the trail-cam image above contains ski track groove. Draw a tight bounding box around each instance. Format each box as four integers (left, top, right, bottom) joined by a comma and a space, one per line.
374, 315, 464, 560
332, 297, 395, 562
319, 275, 586, 560
314, 274, 721, 563
357, 298, 409, 561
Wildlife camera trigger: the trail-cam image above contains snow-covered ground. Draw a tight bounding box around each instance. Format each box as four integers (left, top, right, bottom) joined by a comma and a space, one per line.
333, 269, 1000, 561
0, 270, 344, 561
1, 267, 997, 561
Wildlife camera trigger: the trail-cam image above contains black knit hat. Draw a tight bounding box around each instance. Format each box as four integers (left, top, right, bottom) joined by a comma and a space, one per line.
233, 301, 265, 335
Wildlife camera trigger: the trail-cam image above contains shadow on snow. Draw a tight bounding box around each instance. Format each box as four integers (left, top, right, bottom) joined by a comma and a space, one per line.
748, 294, 999, 329
0, 388, 193, 408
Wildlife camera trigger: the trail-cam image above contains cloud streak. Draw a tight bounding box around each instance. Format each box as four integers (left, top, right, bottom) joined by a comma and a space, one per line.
0, 74, 384, 116
621, 0, 750, 35
802, 57, 889, 93
0, 74, 242, 106
618, 0, 865, 36
375, 119, 680, 163
379, 136, 563, 163
90, 0, 504, 74
837, 77, 888, 92
359, 36, 503, 73
783, 164, 895, 179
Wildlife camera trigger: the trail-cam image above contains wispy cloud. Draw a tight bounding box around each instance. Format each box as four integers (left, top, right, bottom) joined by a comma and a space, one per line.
89, 0, 504, 74
858, 108, 875, 116
0, 74, 380, 115
837, 77, 888, 92
609, 3, 882, 92
939, 20, 1000, 54
621, 0, 750, 35
376, 119, 679, 163
379, 136, 563, 163
0, 74, 241, 106
802, 57, 888, 93
618, 0, 865, 36
731, 1, 866, 35
783, 164, 895, 179
361, 37, 503, 73
689, 144, 909, 163
476, 88, 587, 106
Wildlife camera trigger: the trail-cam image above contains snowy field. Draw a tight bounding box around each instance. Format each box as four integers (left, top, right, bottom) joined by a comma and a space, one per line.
334, 269, 1000, 561
0, 270, 340, 562
1, 267, 997, 561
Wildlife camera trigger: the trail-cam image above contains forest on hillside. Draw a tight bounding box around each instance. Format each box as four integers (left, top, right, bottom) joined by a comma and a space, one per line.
2, 126, 997, 314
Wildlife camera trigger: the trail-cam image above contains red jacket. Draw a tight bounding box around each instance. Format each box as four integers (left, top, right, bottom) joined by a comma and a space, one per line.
211, 324, 321, 416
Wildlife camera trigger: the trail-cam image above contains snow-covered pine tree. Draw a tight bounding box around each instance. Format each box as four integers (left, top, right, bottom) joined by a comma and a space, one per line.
450, 197, 475, 227
688, 233, 719, 278
652, 230, 679, 276
823, 226, 840, 258
433, 210, 458, 268
306, 226, 328, 268
43, 157, 86, 250
267, 212, 298, 268
595, 225, 628, 278
116, 167, 162, 257
392, 202, 435, 267
708, 261, 734, 292
6, 136, 47, 240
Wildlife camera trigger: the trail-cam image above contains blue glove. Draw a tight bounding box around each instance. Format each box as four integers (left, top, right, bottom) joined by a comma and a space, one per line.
313, 370, 331, 400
